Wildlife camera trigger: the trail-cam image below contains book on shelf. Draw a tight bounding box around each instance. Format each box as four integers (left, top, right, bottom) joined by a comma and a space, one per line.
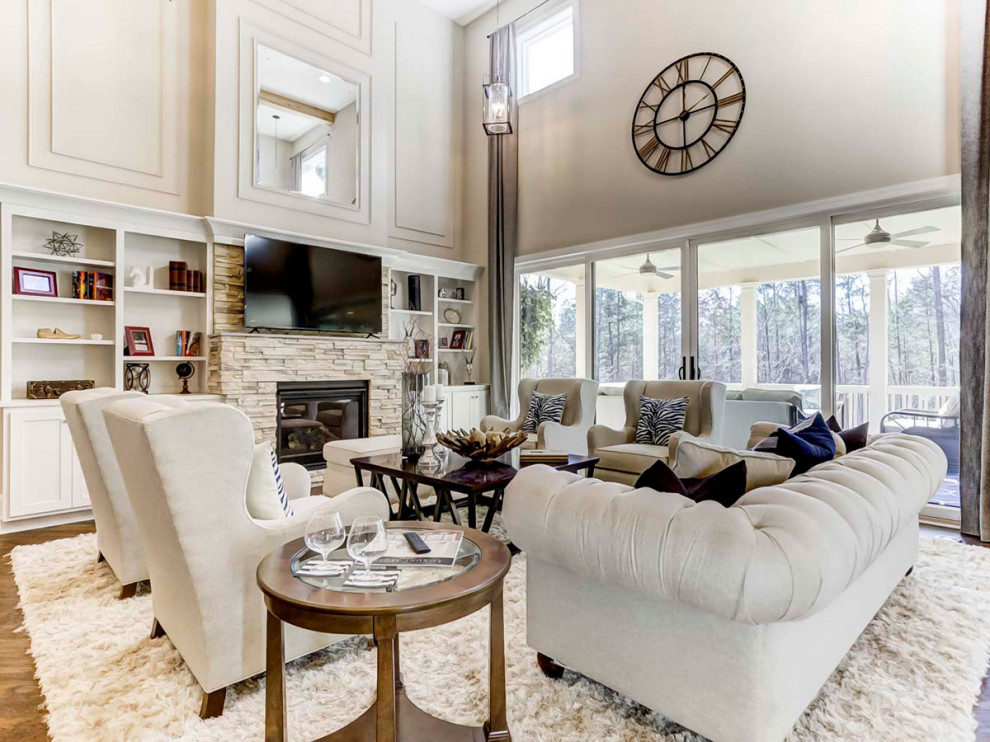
70, 271, 113, 300
168, 261, 187, 291
175, 331, 203, 357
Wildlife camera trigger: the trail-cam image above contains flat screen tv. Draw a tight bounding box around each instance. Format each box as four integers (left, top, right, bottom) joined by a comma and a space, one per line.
243, 235, 382, 335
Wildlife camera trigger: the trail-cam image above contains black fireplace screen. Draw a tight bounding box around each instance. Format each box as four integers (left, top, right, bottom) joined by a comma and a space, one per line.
276, 380, 369, 469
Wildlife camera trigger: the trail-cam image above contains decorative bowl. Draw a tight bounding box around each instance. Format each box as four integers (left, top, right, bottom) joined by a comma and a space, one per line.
436, 427, 529, 463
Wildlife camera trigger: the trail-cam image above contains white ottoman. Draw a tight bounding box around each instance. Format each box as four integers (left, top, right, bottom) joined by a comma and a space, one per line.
323, 435, 401, 500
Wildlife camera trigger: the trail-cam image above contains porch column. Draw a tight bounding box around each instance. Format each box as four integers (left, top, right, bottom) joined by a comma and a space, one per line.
740, 283, 758, 388
574, 277, 587, 378
643, 291, 659, 380
867, 270, 889, 433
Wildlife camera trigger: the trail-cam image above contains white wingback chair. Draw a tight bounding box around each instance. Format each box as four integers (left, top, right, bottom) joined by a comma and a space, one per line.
480, 378, 599, 454
60, 388, 188, 598
103, 397, 390, 718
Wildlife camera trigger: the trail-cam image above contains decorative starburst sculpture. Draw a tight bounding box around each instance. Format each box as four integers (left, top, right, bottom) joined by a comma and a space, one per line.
45, 231, 83, 257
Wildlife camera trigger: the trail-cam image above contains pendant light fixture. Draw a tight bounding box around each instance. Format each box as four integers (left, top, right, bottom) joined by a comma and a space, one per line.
483, 0, 512, 136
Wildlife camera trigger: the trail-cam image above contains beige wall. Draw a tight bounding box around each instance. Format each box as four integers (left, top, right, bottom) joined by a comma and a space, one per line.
461, 0, 962, 382
0, 0, 464, 260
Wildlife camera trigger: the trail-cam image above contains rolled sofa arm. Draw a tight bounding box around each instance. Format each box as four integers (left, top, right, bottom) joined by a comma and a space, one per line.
503, 434, 946, 624
587, 424, 634, 453
480, 415, 519, 433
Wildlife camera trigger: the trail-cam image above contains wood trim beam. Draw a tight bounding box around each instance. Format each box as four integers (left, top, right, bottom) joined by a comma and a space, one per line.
258, 89, 336, 125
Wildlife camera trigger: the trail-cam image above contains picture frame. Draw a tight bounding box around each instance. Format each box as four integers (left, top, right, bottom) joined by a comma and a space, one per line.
124, 326, 155, 357
454, 287, 465, 300
13, 267, 57, 297
450, 329, 467, 349
414, 339, 430, 359
439, 337, 449, 348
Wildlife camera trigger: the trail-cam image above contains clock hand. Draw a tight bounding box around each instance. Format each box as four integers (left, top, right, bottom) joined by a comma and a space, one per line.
656, 101, 718, 128
686, 92, 713, 113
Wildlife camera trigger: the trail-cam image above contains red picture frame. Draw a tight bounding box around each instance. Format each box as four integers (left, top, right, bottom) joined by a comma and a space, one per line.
450, 329, 466, 350
13, 267, 57, 297
124, 326, 155, 357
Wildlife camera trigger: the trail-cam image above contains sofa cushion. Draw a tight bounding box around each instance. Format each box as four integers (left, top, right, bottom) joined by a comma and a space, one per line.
523, 391, 567, 433
635, 396, 689, 446
826, 416, 869, 453
246, 442, 293, 519
672, 438, 795, 491
323, 434, 401, 467
636, 459, 748, 507
597, 443, 669, 473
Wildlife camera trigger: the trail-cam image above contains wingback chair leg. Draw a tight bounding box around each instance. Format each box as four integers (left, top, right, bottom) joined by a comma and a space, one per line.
200, 687, 226, 719
96, 551, 105, 564
150, 618, 166, 639
905, 566, 914, 577
536, 653, 565, 679
119, 582, 138, 600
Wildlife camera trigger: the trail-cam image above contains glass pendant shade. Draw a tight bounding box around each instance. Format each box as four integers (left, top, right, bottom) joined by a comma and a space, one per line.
483, 79, 512, 136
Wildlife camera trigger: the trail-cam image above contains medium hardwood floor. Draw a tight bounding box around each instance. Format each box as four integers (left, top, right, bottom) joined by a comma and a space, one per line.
0, 521, 987, 740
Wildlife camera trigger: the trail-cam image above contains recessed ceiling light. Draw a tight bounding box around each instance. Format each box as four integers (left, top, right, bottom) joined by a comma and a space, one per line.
319, 75, 331, 83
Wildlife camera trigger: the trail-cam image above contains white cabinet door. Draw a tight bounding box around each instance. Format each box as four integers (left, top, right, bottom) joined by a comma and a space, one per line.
445, 388, 490, 432
67, 421, 91, 508
8, 408, 74, 517
468, 389, 489, 424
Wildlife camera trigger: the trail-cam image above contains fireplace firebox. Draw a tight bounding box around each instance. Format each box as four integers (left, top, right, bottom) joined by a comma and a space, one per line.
276, 381, 369, 469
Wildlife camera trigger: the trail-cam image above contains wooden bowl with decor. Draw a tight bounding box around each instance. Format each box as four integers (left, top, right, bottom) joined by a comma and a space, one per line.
437, 428, 529, 463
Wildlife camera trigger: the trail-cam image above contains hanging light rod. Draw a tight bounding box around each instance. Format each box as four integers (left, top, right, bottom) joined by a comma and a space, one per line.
486, 0, 555, 37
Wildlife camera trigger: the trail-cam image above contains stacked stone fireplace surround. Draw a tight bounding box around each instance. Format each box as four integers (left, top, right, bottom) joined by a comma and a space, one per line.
208, 244, 403, 485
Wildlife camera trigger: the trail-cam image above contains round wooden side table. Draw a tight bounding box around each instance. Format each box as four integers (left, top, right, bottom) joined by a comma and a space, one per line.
257, 521, 512, 742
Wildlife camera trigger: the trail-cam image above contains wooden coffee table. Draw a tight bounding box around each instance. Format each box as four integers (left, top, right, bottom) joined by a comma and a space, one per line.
351, 451, 598, 532
257, 522, 512, 742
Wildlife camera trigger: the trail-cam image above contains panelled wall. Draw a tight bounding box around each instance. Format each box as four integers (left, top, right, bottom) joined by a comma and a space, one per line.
0, 0, 463, 260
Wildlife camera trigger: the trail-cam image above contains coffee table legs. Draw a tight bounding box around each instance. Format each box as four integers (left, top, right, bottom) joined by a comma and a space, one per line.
265, 609, 287, 742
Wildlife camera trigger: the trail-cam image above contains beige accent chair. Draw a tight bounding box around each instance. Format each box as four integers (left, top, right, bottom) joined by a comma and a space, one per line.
103, 397, 389, 718
587, 380, 726, 484
480, 378, 599, 454
504, 434, 947, 742
60, 388, 187, 598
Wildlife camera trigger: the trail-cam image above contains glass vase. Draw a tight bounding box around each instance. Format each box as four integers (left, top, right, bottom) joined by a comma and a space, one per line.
401, 371, 430, 460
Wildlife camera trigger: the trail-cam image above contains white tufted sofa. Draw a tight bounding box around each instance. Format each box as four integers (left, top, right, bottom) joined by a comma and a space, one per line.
503, 434, 947, 742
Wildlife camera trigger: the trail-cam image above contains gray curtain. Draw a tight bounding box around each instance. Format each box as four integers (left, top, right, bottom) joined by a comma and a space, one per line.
961, 0, 990, 538
487, 24, 518, 419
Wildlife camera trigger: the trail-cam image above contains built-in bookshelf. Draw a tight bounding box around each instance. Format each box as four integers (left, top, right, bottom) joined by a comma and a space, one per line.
387, 267, 479, 386
0, 205, 213, 402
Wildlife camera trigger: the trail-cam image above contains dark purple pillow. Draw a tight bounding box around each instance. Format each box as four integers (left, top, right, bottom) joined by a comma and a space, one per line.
635, 459, 748, 508
826, 416, 869, 452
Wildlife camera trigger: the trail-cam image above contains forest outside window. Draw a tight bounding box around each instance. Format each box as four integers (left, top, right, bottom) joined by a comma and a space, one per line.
519, 265, 585, 379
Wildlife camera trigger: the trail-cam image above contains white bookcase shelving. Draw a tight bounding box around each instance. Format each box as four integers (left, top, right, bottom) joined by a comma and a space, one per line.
0, 199, 216, 532
386, 265, 488, 433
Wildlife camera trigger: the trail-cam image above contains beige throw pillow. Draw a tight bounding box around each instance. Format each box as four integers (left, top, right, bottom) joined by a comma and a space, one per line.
673, 438, 795, 492
246, 442, 292, 520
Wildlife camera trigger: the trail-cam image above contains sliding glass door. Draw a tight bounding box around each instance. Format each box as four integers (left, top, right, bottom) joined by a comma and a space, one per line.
834, 205, 961, 519
517, 264, 587, 380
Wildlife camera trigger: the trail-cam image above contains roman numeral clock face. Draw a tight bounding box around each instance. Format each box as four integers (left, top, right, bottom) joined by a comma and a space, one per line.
632, 53, 746, 176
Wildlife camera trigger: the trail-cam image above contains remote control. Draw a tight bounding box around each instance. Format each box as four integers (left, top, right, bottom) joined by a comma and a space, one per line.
404, 531, 431, 554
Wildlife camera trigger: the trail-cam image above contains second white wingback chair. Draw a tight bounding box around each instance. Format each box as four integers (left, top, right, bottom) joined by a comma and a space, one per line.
102, 397, 390, 718
60, 388, 188, 598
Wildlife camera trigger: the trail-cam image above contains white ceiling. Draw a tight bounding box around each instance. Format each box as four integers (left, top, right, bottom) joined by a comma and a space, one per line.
418, 0, 497, 26
258, 46, 357, 113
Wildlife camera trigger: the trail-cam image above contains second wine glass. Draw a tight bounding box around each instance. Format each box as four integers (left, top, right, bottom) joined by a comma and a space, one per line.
346, 516, 388, 575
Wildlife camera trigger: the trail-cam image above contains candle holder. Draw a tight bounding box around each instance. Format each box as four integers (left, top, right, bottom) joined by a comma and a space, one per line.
418, 399, 445, 471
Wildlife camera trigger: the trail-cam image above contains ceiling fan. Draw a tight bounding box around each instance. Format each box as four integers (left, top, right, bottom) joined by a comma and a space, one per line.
614, 254, 679, 280
836, 219, 939, 254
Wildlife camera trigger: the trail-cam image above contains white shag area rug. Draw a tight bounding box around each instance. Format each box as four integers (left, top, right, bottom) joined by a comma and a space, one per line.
10, 533, 990, 742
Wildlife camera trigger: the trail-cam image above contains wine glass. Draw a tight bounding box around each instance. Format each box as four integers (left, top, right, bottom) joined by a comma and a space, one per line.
304, 509, 345, 566
347, 516, 388, 576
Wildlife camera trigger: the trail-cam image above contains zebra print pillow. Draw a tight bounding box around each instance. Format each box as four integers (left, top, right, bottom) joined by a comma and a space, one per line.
635, 396, 690, 446
270, 444, 293, 517
522, 391, 568, 433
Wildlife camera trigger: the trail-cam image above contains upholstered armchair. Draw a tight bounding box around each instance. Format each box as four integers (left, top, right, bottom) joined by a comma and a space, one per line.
480, 378, 599, 454
102, 397, 390, 718
61, 388, 188, 598
587, 380, 726, 484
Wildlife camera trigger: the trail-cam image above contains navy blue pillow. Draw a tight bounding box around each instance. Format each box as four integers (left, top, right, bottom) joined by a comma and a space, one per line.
773, 413, 836, 475
635, 459, 748, 508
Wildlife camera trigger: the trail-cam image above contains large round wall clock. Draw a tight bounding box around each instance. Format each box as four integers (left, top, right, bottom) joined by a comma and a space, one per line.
631, 52, 746, 176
